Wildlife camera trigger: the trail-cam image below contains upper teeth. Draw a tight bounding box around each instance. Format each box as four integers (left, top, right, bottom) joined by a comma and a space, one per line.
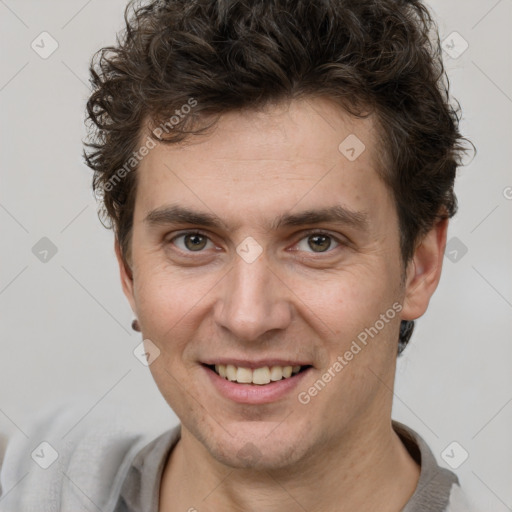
214, 364, 302, 385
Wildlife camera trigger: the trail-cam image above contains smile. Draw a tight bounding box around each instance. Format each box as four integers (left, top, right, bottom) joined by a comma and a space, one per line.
206, 363, 312, 385
201, 363, 314, 404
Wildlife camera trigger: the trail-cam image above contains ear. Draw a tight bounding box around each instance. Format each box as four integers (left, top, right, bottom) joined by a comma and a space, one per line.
114, 238, 137, 315
401, 217, 449, 321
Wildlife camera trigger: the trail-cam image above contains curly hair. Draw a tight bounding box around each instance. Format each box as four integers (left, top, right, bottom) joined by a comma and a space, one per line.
83, 0, 473, 354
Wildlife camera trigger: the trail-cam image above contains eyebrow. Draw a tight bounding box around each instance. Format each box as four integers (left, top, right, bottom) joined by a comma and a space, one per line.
144, 204, 369, 232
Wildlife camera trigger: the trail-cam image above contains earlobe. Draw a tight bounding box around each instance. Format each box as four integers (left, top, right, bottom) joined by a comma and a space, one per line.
401, 218, 449, 321
114, 238, 137, 315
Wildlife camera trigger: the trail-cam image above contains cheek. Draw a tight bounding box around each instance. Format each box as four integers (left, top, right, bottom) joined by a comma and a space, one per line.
292, 264, 397, 338
131, 240, 215, 320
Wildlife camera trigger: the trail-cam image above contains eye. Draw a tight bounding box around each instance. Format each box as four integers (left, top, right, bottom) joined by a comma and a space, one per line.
167, 230, 345, 256
170, 231, 215, 252
294, 231, 342, 253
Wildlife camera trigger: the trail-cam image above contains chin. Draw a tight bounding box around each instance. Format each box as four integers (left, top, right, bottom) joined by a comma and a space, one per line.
203, 422, 310, 470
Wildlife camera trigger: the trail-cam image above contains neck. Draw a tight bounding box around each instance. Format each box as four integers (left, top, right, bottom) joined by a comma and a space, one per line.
159, 416, 420, 512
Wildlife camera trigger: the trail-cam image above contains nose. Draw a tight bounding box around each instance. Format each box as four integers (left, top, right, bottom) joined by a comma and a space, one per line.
213, 251, 292, 342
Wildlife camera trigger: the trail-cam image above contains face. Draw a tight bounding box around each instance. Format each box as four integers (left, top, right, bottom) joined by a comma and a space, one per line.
117, 97, 445, 471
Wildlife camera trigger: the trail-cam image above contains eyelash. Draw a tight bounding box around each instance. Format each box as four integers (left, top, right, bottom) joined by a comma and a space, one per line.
167, 229, 346, 256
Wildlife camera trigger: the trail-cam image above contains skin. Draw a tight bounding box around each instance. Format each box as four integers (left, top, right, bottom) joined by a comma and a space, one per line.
115, 97, 448, 511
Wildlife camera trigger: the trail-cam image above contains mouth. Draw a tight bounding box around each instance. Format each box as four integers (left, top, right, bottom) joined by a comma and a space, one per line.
202, 363, 313, 385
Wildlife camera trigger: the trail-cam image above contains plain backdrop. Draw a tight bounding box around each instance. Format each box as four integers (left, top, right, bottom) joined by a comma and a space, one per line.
1, 0, 511, 510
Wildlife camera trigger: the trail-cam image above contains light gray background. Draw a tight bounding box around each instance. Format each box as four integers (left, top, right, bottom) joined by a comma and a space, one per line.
1, 0, 511, 510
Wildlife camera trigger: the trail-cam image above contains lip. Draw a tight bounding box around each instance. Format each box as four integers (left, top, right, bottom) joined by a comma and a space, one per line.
202, 364, 313, 404
201, 359, 311, 369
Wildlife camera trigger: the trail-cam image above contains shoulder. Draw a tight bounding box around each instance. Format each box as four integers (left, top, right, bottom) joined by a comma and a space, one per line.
393, 421, 476, 512
445, 483, 476, 511
0, 402, 153, 512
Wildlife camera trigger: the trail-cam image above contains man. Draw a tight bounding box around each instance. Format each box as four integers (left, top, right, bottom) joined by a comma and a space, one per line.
0, 0, 474, 510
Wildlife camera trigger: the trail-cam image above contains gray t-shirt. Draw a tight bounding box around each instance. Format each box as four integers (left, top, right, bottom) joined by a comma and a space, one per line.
116, 421, 468, 512
0, 405, 473, 511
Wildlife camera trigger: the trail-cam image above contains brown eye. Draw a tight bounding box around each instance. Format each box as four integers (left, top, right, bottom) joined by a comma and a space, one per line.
171, 232, 213, 252
183, 233, 208, 251
308, 234, 332, 252
295, 232, 341, 254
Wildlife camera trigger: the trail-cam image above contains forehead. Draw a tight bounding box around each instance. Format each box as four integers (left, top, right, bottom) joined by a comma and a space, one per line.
134, 98, 392, 229
148, 98, 380, 169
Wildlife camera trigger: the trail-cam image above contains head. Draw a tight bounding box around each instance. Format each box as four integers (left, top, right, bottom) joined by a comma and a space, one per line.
84, 0, 471, 470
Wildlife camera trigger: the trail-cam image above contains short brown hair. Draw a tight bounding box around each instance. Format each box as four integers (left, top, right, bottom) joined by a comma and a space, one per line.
83, 0, 473, 353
